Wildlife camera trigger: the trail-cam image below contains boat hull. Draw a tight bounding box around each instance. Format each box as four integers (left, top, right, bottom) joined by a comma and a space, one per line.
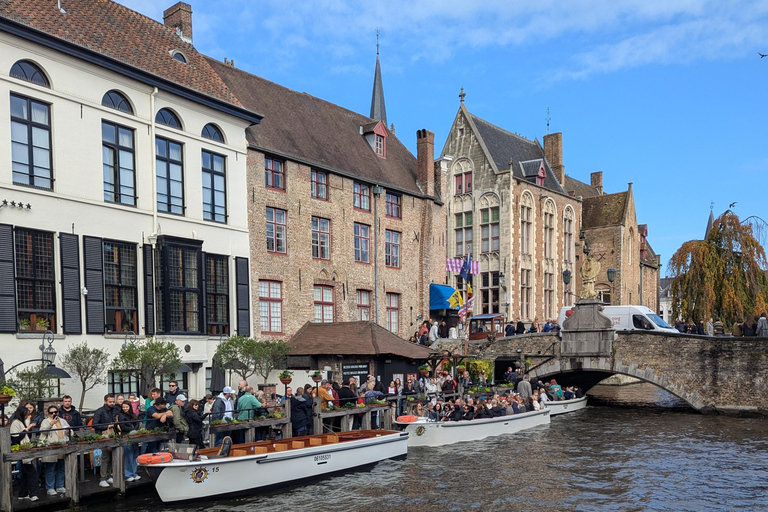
544, 396, 588, 416
395, 408, 550, 447
146, 432, 408, 502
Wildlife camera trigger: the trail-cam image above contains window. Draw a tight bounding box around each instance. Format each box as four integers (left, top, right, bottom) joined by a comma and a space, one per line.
385, 192, 401, 219
386, 293, 399, 333
107, 372, 140, 396
156, 239, 201, 333
314, 285, 334, 323
481, 272, 500, 315
375, 134, 384, 156
202, 150, 226, 223
481, 207, 499, 253
455, 212, 473, 256
102, 90, 133, 114
15, 229, 55, 332
564, 208, 574, 263
266, 207, 287, 253
265, 157, 284, 190
10, 60, 49, 87
205, 254, 229, 335
158, 372, 188, 393
172, 51, 188, 64
311, 170, 328, 200
11, 94, 52, 189
520, 195, 533, 255
205, 367, 212, 394
544, 271, 554, 319
102, 121, 136, 206
354, 223, 370, 263
520, 269, 531, 320
259, 280, 282, 333
353, 183, 370, 211
597, 289, 611, 305
455, 172, 472, 194
103, 241, 137, 333
201, 123, 223, 142
312, 217, 331, 260
385, 230, 400, 268
544, 201, 555, 259
357, 290, 370, 321
156, 137, 184, 215
155, 108, 181, 129
564, 281, 573, 307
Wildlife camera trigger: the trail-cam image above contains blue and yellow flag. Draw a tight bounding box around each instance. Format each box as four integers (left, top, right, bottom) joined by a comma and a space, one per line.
447, 288, 463, 309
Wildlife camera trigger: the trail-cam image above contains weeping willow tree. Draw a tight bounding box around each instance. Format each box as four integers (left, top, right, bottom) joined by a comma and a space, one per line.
668, 211, 768, 327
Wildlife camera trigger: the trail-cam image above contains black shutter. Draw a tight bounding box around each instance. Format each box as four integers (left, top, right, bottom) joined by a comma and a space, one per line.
201, 251, 207, 335
59, 233, 82, 334
143, 245, 155, 336
0, 224, 17, 333
235, 256, 250, 336
83, 236, 105, 334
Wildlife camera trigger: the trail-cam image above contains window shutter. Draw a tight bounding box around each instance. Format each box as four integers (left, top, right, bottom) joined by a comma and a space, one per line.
143, 245, 155, 336
83, 236, 105, 334
235, 256, 250, 336
201, 251, 207, 335
0, 224, 17, 333
59, 233, 82, 334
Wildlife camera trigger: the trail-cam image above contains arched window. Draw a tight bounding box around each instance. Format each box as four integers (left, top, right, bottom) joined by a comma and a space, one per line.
520, 192, 534, 255
201, 123, 224, 142
453, 159, 472, 194
102, 90, 133, 114
171, 50, 188, 64
10, 60, 50, 87
563, 207, 575, 263
155, 108, 182, 129
628, 228, 634, 266
543, 200, 556, 259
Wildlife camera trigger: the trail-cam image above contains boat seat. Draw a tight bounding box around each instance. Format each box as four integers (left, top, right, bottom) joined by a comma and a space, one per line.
207, 436, 232, 459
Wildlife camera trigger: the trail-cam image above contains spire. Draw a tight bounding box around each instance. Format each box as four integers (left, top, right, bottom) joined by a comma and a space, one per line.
705, 203, 715, 239
370, 29, 387, 126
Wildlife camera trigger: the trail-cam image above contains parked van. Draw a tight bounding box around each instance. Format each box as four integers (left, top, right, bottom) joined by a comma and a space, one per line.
558, 305, 679, 334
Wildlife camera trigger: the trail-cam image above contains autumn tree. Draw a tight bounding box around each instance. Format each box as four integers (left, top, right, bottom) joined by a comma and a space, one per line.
59, 341, 110, 410
668, 210, 768, 327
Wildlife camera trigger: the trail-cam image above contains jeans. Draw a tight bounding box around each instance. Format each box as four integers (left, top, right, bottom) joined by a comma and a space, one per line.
99, 448, 112, 480
19, 462, 38, 498
123, 444, 139, 478
214, 430, 231, 447
44, 460, 65, 490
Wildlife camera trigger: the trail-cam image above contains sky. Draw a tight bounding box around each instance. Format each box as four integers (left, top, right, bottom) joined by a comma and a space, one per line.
123, 0, 768, 275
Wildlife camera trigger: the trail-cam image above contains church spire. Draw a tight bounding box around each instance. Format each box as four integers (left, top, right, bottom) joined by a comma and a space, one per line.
370, 29, 387, 126
705, 203, 715, 239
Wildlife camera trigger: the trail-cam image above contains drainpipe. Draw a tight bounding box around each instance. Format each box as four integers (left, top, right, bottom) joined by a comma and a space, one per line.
149, 87, 159, 238
372, 185, 384, 324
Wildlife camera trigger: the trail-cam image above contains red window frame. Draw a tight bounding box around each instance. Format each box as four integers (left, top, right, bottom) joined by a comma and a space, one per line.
266, 207, 287, 254
314, 285, 334, 323
311, 170, 328, 200
357, 290, 370, 320
354, 223, 370, 263
258, 280, 282, 333
385, 192, 401, 219
385, 230, 401, 268
311, 216, 331, 260
265, 157, 284, 190
353, 182, 371, 211
386, 292, 399, 333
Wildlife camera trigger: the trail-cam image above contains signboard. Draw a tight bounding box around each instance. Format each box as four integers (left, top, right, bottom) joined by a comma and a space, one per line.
342, 363, 370, 387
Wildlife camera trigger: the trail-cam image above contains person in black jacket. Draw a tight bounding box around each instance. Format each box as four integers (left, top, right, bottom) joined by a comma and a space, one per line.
516, 321, 526, 334
115, 402, 141, 482
58, 395, 83, 434
290, 387, 312, 436
184, 400, 207, 449
92, 394, 117, 487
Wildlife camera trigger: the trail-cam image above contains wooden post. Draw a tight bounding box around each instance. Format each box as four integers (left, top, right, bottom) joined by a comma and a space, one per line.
361, 408, 371, 430
282, 400, 292, 439
382, 407, 392, 430
244, 427, 255, 444
0, 428, 12, 512
112, 445, 125, 493
64, 452, 79, 505
313, 397, 322, 435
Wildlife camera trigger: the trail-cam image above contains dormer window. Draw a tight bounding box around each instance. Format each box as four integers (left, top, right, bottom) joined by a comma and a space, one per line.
170, 50, 188, 64
362, 121, 387, 158
375, 135, 384, 156
536, 165, 546, 186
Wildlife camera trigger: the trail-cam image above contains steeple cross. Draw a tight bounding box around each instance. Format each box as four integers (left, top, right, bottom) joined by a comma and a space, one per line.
459, 87, 466, 103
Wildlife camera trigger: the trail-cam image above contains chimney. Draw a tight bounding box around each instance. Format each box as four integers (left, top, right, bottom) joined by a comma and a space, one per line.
163, 2, 193, 43
543, 132, 565, 186
417, 129, 435, 196
591, 171, 603, 195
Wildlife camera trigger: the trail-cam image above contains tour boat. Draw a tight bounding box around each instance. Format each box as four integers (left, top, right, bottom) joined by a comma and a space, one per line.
543, 396, 588, 416
394, 408, 550, 447
138, 430, 408, 503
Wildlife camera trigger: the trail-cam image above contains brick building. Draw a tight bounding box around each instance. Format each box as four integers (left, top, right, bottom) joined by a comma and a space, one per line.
208, 58, 446, 341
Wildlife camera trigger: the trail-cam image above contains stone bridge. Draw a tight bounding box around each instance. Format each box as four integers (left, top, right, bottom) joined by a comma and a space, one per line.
436, 304, 768, 416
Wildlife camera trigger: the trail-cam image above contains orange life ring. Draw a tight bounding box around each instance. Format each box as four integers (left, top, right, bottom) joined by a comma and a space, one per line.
397, 415, 418, 423
136, 452, 173, 465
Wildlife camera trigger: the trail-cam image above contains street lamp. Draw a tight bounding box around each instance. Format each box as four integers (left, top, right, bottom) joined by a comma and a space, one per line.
562, 269, 571, 286
40, 330, 56, 365
607, 267, 617, 304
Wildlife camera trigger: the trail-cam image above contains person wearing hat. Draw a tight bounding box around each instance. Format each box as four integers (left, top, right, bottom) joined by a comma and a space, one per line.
212, 386, 235, 447
169, 394, 189, 443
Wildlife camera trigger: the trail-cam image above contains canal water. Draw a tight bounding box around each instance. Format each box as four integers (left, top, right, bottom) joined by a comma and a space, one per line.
92, 384, 768, 512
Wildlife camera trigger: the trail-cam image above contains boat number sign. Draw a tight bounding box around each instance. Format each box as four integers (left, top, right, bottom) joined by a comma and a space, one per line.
190, 466, 219, 484
315, 454, 332, 464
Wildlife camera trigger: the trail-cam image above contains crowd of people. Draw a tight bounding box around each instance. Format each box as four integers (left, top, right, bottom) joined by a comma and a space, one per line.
408, 317, 561, 345
673, 313, 768, 337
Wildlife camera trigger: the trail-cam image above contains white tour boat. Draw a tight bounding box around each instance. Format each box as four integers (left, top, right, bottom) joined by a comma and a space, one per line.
138, 430, 408, 503
394, 408, 550, 448
543, 396, 588, 416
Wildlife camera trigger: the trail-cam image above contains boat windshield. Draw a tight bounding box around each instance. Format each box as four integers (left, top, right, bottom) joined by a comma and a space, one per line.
648, 313, 671, 329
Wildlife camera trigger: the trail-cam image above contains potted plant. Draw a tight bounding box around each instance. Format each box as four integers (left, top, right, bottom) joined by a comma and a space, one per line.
279, 370, 293, 385
418, 364, 430, 376
35, 316, 50, 330
17, 318, 30, 330
0, 384, 15, 405
310, 370, 323, 383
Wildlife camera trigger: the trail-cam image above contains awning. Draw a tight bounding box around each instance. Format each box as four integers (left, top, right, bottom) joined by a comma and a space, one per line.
430, 284, 459, 311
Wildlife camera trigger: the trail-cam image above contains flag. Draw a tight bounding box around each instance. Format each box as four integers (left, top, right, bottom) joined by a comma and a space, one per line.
446, 257, 481, 275
466, 282, 474, 314
447, 288, 463, 309
458, 303, 467, 322
459, 253, 472, 281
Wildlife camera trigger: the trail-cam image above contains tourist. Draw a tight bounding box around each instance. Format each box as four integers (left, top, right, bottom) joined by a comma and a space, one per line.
364, 382, 385, 428
530, 391, 541, 411
92, 394, 117, 488
697, 320, 705, 335
185, 400, 207, 449
235, 380, 248, 403
169, 395, 189, 443
58, 395, 83, 433
542, 319, 552, 332
128, 393, 141, 417
145, 397, 173, 451
757, 313, 768, 337
40, 405, 69, 495
10, 402, 38, 501
528, 318, 540, 333
489, 399, 504, 417
732, 317, 744, 337
144, 388, 161, 423
202, 394, 214, 446
211, 386, 235, 446
235, 385, 259, 442
449, 324, 458, 339
337, 380, 357, 430
550, 320, 561, 333
462, 404, 475, 421
115, 402, 140, 482
517, 375, 532, 398
539, 387, 551, 404
439, 320, 449, 339
743, 315, 757, 336
549, 380, 563, 399
24, 402, 43, 438
477, 371, 488, 387
713, 317, 725, 336
574, 386, 584, 398
115, 394, 125, 407
563, 387, 575, 400
291, 387, 312, 436
387, 380, 397, 395
706, 317, 714, 337
164, 381, 182, 405
686, 319, 697, 334
675, 319, 687, 333
505, 320, 516, 336
429, 320, 439, 342
425, 402, 440, 421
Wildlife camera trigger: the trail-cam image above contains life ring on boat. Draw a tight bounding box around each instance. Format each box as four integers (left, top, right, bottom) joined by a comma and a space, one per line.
136, 452, 173, 465
397, 415, 418, 423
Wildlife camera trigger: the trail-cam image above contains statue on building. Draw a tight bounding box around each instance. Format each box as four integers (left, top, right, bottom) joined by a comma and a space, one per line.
579, 253, 601, 300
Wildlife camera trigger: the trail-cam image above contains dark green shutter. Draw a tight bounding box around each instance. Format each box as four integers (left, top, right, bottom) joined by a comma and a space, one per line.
235, 257, 250, 336
83, 236, 105, 334
0, 224, 17, 332
59, 233, 82, 334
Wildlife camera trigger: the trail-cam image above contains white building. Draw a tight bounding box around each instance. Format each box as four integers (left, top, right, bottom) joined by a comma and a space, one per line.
0, 1, 261, 409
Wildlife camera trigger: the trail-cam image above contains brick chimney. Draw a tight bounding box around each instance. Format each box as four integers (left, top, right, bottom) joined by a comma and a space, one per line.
543, 132, 565, 186
417, 129, 435, 196
163, 2, 193, 43
591, 171, 603, 195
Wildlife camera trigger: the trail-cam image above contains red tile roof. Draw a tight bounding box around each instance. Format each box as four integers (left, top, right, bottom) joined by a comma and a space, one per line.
0, 0, 242, 107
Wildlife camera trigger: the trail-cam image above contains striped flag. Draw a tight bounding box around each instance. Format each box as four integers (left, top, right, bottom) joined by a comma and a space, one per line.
466, 283, 474, 314
445, 258, 480, 275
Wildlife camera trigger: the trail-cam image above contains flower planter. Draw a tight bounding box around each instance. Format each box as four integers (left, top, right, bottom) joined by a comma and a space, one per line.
0, 394, 12, 405
312, 376, 323, 383
279, 377, 292, 385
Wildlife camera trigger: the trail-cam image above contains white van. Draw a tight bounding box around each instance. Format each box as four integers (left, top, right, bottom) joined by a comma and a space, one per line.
558, 305, 679, 334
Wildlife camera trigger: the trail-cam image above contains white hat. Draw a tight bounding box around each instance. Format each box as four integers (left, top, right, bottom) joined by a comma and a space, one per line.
222, 386, 235, 394
176, 394, 187, 402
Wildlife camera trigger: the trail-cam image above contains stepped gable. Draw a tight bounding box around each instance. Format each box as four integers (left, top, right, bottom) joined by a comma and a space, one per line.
207, 57, 423, 196
0, 0, 242, 107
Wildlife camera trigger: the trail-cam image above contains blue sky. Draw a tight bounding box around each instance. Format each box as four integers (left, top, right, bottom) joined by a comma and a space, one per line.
125, 0, 768, 274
